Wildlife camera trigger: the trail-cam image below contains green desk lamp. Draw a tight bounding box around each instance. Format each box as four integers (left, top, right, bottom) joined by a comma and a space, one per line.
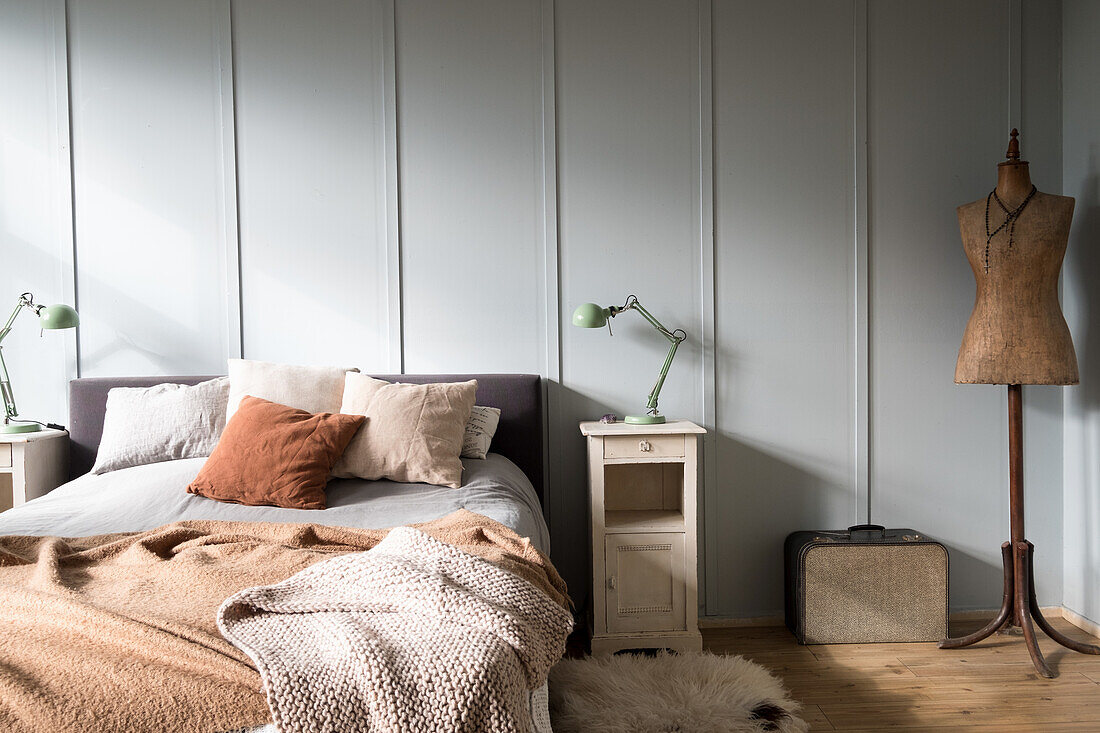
0, 292, 79, 434
572, 294, 686, 425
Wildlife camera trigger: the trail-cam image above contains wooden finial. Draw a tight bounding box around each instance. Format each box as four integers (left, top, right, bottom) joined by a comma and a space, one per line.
1006, 129, 1020, 160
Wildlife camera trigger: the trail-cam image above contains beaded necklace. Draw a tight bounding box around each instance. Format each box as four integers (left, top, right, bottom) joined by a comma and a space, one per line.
983, 185, 1037, 273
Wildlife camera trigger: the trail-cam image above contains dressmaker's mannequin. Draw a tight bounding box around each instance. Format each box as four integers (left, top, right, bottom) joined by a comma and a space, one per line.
955, 130, 1078, 385
942, 130, 1094, 679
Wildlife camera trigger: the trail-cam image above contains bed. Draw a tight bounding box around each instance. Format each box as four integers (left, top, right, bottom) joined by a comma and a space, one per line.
0, 373, 549, 550
0, 373, 564, 733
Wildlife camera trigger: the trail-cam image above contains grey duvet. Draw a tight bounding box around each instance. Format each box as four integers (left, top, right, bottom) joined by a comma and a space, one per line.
0, 452, 549, 552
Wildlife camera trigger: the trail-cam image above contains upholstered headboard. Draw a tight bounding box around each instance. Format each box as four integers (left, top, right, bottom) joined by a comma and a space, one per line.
67, 374, 545, 500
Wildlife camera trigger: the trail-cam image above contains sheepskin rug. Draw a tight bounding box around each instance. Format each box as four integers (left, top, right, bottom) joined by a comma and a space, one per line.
548, 651, 808, 733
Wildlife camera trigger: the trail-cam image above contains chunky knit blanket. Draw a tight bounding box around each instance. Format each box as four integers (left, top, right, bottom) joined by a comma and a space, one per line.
0, 510, 568, 733
218, 525, 574, 733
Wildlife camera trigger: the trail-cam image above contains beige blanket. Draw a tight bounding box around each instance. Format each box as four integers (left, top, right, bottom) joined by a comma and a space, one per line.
0, 509, 568, 732
219, 525, 574, 733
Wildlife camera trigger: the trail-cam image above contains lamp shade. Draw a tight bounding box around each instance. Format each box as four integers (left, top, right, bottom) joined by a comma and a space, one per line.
572, 302, 609, 328
37, 304, 79, 330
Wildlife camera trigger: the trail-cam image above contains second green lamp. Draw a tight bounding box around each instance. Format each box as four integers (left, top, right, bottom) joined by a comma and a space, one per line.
571, 295, 686, 425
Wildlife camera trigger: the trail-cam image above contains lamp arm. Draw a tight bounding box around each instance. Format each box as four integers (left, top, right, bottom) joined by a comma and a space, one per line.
644, 337, 682, 413
0, 294, 41, 422
613, 296, 687, 415
622, 297, 680, 343
0, 293, 37, 345
0, 346, 16, 420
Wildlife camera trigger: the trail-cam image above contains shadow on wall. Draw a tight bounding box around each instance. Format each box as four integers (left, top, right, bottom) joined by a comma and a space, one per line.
710, 433, 1006, 619
548, 381, 616, 612
1075, 154, 1100, 414
942, 543, 1010, 615
1065, 151, 1100, 621
711, 433, 854, 619
547, 386, 868, 620
548, 387, 1010, 621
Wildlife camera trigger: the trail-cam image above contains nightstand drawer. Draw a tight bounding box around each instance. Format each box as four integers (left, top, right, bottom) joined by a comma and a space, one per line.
604, 434, 684, 460
0, 444, 10, 468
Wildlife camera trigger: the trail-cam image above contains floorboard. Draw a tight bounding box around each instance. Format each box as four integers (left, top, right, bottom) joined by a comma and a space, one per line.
703, 617, 1100, 732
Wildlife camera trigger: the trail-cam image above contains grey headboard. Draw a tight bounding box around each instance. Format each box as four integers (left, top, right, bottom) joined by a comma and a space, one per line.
68, 374, 544, 501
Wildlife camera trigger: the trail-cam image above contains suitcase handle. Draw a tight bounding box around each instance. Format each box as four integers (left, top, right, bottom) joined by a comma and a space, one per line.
848, 524, 887, 541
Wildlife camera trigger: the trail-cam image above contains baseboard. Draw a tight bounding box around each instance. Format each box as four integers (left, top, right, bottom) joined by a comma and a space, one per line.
947, 605, 1063, 622
700, 605, 1100, 640
698, 615, 783, 629
1061, 606, 1100, 639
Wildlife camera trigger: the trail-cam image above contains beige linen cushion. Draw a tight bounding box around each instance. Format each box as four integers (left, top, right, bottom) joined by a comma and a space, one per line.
332, 374, 477, 488
226, 359, 357, 419
92, 377, 230, 475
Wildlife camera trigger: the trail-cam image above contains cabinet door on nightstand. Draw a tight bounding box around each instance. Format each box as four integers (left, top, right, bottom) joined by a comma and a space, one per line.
604, 532, 686, 634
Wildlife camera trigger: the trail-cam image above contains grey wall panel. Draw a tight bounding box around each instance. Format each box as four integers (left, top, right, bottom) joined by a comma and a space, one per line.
69, 0, 234, 377
1062, 0, 1100, 626
235, 0, 394, 371
867, 0, 1064, 609
397, 0, 548, 375
0, 0, 73, 424
556, 0, 706, 599
712, 0, 856, 617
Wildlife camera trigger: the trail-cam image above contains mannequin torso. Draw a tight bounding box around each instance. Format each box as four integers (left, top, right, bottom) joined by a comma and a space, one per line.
955, 160, 1078, 384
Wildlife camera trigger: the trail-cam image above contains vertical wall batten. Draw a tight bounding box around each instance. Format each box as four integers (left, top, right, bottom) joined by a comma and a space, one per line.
853, 0, 870, 525
57, 0, 79, 381
697, 0, 719, 616
1008, 0, 1022, 132
383, 0, 403, 374
539, 0, 562, 527
216, 0, 242, 360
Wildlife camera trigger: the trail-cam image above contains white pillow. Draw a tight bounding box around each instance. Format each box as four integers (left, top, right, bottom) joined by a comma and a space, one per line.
226, 359, 357, 419
461, 405, 501, 459
92, 377, 230, 475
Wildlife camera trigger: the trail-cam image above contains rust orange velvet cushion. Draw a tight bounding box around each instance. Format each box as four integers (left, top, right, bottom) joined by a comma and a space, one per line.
187, 396, 365, 510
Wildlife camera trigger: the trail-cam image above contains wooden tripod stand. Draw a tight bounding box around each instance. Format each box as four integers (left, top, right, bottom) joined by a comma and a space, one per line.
939, 384, 1100, 677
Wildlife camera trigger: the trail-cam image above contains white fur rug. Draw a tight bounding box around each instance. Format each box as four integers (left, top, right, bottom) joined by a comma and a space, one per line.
549, 651, 808, 733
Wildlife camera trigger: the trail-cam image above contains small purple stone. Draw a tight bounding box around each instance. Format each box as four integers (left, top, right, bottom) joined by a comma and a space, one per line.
600, 413, 618, 424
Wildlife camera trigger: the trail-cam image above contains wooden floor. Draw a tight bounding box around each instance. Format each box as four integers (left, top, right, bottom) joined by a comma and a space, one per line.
702, 617, 1100, 731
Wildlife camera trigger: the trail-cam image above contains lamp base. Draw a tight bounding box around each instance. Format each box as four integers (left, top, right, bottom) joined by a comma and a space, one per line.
625, 414, 666, 425
1, 422, 40, 434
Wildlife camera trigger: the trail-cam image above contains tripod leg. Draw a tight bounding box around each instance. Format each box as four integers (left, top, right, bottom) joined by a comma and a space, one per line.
940, 542, 1014, 649
1024, 541, 1100, 655
1014, 541, 1054, 678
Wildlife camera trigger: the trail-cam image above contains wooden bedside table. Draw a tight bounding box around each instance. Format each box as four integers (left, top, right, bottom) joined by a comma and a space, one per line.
580, 419, 706, 656
0, 429, 68, 511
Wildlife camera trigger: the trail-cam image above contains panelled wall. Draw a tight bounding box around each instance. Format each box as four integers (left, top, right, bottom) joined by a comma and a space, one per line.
2, 0, 1071, 617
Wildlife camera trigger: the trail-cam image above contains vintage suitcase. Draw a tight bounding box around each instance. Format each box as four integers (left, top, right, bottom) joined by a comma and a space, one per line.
784, 524, 948, 644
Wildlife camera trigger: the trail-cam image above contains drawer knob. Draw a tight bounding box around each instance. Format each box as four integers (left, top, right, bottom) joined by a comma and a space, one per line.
608, 575, 617, 590
639, 439, 652, 452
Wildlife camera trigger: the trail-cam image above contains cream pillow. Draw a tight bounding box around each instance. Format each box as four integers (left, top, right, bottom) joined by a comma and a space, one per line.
462, 405, 501, 459
92, 377, 230, 474
226, 359, 357, 419
332, 374, 477, 488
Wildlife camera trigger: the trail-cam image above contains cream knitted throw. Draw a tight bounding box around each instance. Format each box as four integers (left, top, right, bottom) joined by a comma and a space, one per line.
218, 526, 574, 733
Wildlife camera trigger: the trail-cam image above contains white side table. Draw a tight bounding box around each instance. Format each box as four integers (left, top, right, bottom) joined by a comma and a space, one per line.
580, 419, 706, 656
0, 428, 68, 510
